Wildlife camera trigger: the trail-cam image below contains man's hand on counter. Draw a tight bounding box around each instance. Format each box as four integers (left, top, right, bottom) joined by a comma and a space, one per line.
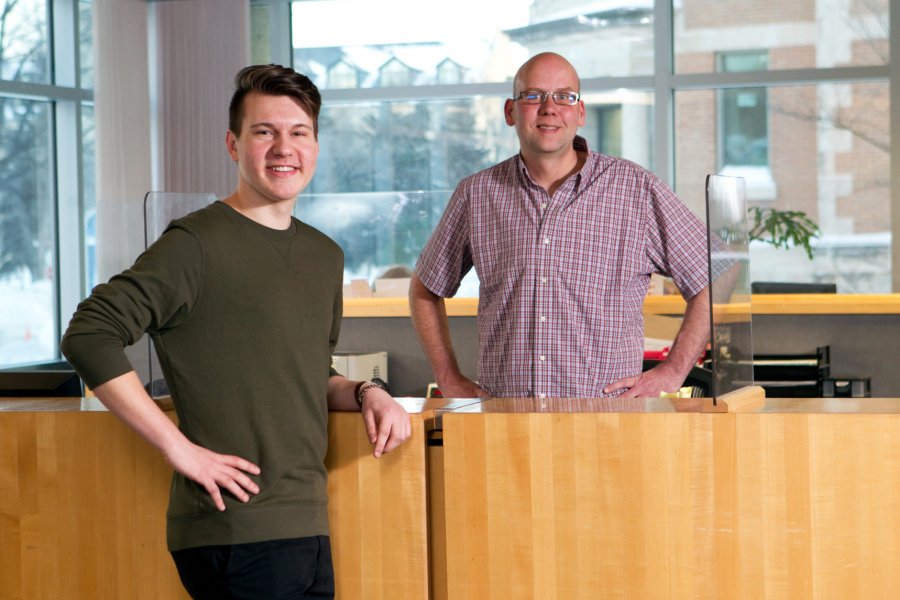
436, 374, 489, 400
603, 363, 684, 399
359, 387, 412, 458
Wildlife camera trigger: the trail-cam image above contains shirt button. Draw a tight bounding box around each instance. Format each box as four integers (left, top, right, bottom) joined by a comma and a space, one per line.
540, 316, 547, 322
540, 277, 547, 284
540, 202, 548, 209
539, 393, 547, 399
539, 355, 546, 362
543, 237, 550, 244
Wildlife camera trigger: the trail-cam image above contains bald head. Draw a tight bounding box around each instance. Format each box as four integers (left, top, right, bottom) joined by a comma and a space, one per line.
503, 51, 586, 173
513, 52, 581, 97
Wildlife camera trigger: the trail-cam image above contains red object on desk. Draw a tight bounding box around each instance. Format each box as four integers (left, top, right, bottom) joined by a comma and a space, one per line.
643, 347, 670, 361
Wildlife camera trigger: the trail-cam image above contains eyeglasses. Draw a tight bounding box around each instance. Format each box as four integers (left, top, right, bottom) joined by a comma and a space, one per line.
514, 90, 580, 105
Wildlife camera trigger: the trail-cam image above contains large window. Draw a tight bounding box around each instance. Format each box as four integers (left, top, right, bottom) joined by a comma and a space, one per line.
0, 0, 93, 367
674, 0, 890, 292
258, 0, 891, 294
272, 0, 660, 293
678, 81, 889, 292
674, 0, 889, 73
0, 0, 50, 83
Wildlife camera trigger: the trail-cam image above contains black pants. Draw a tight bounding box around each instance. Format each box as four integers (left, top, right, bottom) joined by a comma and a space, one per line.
171, 536, 334, 600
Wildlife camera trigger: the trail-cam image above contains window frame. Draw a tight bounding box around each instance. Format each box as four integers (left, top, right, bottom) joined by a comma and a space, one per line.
0, 0, 93, 367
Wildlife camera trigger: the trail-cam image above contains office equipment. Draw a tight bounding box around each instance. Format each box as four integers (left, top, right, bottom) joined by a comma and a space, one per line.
821, 377, 871, 398
751, 281, 837, 294
0, 369, 83, 397
332, 351, 388, 386
752, 346, 830, 397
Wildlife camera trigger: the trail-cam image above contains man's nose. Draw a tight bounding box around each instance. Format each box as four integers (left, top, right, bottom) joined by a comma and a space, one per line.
271, 135, 293, 155
538, 97, 557, 113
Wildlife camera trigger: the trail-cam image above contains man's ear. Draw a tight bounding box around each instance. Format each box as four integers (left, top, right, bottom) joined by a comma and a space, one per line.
504, 98, 516, 126
225, 130, 239, 161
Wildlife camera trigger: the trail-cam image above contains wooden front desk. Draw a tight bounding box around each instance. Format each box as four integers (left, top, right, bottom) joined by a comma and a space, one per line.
5, 397, 900, 599
433, 397, 900, 600
0, 397, 461, 600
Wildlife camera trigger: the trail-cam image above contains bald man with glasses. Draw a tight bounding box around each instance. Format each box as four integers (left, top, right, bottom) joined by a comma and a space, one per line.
410, 52, 711, 401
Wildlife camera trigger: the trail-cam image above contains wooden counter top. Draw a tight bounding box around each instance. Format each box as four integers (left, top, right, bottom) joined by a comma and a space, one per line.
0, 397, 108, 411
6, 396, 900, 415
343, 294, 900, 318
429, 396, 900, 421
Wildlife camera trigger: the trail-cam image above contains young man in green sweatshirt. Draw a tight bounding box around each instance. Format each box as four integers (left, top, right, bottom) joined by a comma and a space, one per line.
61, 64, 410, 600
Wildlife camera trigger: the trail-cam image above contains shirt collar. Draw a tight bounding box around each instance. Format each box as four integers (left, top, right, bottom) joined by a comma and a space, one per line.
516, 135, 594, 187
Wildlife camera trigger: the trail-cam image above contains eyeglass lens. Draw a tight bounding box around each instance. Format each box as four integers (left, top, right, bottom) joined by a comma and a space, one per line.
518, 91, 579, 105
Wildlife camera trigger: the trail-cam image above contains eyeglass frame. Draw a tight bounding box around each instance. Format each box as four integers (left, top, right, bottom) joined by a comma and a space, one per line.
513, 89, 581, 106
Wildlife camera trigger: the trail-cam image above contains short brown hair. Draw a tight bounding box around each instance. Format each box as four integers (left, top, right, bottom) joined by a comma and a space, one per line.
228, 64, 322, 138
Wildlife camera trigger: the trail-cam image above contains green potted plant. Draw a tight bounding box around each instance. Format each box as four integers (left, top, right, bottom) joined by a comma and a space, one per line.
748, 207, 820, 259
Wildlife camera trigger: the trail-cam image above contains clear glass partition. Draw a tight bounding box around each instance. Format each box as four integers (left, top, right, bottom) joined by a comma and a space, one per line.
294, 190, 482, 293
144, 192, 217, 248
705, 175, 754, 400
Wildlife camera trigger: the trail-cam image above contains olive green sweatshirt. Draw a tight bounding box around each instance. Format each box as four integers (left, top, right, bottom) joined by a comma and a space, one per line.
61, 201, 343, 551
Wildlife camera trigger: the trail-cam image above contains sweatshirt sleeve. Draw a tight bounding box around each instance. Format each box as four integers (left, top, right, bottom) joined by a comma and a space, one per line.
60, 226, 204, 389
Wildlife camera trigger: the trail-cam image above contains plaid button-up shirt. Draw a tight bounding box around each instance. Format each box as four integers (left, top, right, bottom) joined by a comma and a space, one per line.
415, 137, 709, 398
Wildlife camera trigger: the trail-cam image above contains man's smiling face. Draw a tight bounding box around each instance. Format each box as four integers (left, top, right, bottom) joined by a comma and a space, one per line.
504, 53, 585, 163
226, 91, 319, 206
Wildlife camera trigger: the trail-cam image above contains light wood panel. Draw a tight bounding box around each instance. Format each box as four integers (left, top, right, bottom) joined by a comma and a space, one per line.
343, 297, 479, 318
0, 405, 430, 600
325, 412, 429, 600
0, 411, 188, 600
440, 411, 900, 600
748, 293, 900, 315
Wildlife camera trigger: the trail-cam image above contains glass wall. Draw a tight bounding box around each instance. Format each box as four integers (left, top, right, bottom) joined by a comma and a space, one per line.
285, 0, 660, 291
674, 0, 890, 292
0, 0, 93, 367
291, 0, 655, 88
275, 0, 891, 293
676, 81, 889, 292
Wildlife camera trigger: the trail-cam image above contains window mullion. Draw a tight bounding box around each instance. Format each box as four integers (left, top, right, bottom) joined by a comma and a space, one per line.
52, 0, 84, 351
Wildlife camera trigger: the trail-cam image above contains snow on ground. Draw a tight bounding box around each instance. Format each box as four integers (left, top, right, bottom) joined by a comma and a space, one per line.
0, 271, 56, 366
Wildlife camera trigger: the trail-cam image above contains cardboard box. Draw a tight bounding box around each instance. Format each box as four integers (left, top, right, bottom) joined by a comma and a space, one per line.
332, 351, 388, 384
373, 277, 411, 298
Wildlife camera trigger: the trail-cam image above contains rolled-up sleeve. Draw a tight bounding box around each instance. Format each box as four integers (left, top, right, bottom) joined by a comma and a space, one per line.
60, 227, 203, 388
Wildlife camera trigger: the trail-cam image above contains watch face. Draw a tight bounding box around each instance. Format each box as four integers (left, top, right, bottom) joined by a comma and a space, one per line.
371, 377, 390, 393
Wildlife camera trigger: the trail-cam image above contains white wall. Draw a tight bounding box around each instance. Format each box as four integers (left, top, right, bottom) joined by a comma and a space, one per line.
93, 0, 249, 381
94, 0, 249, 282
